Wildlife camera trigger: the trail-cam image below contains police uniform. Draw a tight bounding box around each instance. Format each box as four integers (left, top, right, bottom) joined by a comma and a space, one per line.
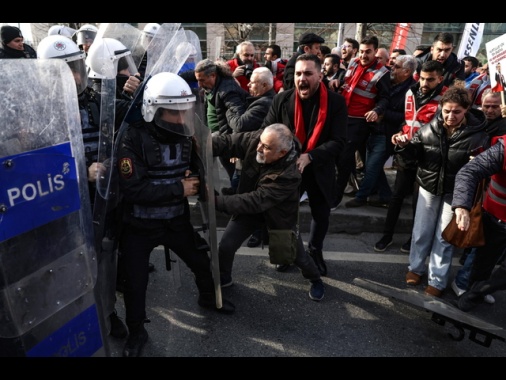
116, 118, 234, 344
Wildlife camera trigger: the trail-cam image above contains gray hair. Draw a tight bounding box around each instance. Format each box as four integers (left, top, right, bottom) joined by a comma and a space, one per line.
236, 40, 254, 54
195, 58, 232, 77
252, 66, 273, 88
263, 123, 293, 152
395, 54, 417, 75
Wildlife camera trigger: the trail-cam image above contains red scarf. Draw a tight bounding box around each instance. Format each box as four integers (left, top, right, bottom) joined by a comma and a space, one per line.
294, 83, 328, 153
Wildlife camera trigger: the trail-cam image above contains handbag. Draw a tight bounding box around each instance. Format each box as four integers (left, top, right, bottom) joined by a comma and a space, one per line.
267, 205, 299, 265
442, 179, 486, 248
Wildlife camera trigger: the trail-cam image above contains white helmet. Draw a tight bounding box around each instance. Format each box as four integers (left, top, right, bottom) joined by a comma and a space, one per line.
176, 41, 197, 61
142, 72, 196, 134
48, 25, 76, 38
74, 24, 98, 47
86, 37, 138, 79
37, 35, 88, 94
143, 23, 161, 38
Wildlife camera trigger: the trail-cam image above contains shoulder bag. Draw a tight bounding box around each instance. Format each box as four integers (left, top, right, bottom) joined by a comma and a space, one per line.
442, 179, 486, 249
267, 205, 299, 265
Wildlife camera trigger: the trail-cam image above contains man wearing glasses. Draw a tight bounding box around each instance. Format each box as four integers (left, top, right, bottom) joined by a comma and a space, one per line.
227, 40, 260, 92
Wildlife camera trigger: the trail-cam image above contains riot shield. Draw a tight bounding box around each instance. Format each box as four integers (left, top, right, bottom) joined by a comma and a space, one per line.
210, 36, 223, 60
193, 115, 223, 309
87, 32, 140, 337
185, 29, 203, 63
145, 23, 181, 77
0, 59, 107, 356
95, 23, 145, 71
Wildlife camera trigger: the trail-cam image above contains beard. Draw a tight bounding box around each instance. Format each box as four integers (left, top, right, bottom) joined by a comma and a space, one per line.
256, 152, 265, 164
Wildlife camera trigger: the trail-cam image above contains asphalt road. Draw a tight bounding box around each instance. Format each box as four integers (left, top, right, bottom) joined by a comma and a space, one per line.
106, 230, 506, 358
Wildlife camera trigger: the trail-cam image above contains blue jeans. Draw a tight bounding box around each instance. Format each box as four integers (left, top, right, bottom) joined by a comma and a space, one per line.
355, 132, 392, 201
455, 248, 476, 290
409, 187, 455, 290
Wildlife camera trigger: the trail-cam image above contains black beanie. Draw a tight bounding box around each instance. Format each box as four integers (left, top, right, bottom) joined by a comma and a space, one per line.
1, 25, 23, 45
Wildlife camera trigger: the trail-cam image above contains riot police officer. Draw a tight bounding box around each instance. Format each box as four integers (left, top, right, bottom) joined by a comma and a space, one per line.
116, 72, 235, 357
37, 34, 130, 340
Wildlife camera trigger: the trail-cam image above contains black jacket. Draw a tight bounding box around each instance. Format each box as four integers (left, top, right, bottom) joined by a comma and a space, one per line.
0, 43, 36, 58
213, 130, 301, 229
261, 86, 348, 206
416, 52, 465, 87
396, 107, 489, 195
226, 88, 276, 133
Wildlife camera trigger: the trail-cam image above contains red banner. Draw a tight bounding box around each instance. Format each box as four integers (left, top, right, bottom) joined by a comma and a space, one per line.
389, 23, 411, 55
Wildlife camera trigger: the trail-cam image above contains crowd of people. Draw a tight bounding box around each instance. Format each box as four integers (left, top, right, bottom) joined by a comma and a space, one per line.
3, 23, 506, 357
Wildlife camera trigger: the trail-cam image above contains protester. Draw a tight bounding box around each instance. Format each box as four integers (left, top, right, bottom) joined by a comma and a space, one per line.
394, 86, 489, 297
213, 123, 326, 301
262, 53, 348, 276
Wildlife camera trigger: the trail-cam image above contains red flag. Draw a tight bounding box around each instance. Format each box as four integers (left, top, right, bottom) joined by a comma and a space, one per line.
389, 23, 411, 55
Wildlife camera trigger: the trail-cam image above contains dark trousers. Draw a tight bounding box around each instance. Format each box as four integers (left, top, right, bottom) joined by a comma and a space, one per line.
335, 118, 371, 206
383, 166, 418, 236
300, 167, 331, 252
219, 214, 320, 281
119, 219, 214, 328
469, 210, 506, 286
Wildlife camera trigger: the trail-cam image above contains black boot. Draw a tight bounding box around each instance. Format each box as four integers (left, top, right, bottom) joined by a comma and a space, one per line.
109, 310, 128, 339
123, 323, 149, 357
198, 292, 235, 314
308, 248, 327, 277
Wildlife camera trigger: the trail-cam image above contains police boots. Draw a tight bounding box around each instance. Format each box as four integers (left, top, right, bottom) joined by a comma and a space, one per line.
123, 322, 149, 357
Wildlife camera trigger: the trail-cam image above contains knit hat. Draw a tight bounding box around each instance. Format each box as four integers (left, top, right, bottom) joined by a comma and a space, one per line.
1, 25, 23, 45
299, 32, 324, 46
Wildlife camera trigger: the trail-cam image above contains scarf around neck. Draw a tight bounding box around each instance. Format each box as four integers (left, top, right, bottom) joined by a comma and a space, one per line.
294, 83, 328, 152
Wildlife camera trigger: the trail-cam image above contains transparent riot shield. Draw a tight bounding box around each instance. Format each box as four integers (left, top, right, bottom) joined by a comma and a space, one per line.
87, 33, 139, 338
96, 23, 145, 71
210, 36, 223, 60
0, 59, 107, 357
185, 29, 203, 63
192, 114, 223, 309
145, 23, 181, 77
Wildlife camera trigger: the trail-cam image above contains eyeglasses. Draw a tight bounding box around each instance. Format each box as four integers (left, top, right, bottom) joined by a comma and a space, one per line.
341, 44, 353, 49
393, 64, 403, 69
242, 53, 255, 57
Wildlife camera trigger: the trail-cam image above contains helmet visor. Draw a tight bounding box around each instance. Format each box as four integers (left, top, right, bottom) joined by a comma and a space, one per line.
67, 57, 88, 94
154, 102, 196, 137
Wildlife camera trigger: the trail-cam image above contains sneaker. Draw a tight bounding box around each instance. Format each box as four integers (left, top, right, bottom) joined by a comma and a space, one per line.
374, 235, 393, 252
344, 197, 367, 208
309, 279, 325, 301
484, 294, 496, 304
400, 238, 411, 253
109, 310, 128, 339
451, 280, 466, 297
425, 285, 443, 297
220, 275, 233, 288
